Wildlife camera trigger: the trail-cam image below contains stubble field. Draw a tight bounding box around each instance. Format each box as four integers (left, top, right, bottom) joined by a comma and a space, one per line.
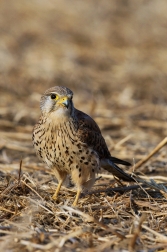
0, 1, 167, 251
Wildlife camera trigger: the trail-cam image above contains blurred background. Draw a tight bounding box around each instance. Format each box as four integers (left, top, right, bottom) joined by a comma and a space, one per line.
0, 0, 167, 174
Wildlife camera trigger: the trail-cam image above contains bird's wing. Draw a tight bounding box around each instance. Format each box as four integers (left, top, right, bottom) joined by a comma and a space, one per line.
75, 109, 110, 159
75, 109, 133, 181
75, 109, 130, 166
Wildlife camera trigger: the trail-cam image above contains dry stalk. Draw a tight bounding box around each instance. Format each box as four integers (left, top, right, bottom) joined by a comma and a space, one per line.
129, 214, 147, 251
131, 137, 167, 171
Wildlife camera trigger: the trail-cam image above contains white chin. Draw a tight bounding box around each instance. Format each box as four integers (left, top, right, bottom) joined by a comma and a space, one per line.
55, 106, 69, 117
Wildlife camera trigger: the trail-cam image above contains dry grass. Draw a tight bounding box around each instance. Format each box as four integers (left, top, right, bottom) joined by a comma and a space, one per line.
0, 0, 167, 251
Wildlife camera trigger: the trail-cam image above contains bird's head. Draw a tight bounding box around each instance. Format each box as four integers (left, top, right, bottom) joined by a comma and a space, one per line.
40, 86, 74, 118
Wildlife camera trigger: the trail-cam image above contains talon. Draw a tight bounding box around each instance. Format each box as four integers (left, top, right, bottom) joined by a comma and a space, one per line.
52, 180, 63, 201
72, 188, 82, 206
52, 194, 58, 200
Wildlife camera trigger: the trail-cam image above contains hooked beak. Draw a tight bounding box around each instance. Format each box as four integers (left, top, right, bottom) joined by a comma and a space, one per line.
57, 96, 69, 109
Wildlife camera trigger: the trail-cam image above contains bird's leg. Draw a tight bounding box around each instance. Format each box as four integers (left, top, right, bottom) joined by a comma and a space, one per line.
52, 180, 63, 200
72, 187, 82, 207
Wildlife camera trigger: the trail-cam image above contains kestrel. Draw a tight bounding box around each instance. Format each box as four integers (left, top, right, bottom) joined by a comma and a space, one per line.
32, 86, 133, 206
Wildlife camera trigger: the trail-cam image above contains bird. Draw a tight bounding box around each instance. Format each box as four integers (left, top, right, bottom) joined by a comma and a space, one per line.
32, 86, 134, 206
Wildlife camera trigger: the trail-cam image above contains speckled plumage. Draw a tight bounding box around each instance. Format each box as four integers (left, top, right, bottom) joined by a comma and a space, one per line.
32, 86, 133, 205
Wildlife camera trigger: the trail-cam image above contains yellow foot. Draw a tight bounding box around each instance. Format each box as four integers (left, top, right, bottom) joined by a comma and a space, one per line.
72, 200, 77, 207
52, 180, 63, 201
72, 188, 82, 207
52, 194, 58, 200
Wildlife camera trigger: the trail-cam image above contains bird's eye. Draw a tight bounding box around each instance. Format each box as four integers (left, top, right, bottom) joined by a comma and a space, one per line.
51, 94, 56, 99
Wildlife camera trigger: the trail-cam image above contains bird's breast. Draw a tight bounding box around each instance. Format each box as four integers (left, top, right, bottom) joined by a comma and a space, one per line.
33, 119, 77, 169
33, 119, 100, 175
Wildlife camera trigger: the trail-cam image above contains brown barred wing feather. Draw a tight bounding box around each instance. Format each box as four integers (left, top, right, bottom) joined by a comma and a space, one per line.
75, 109, 110, 159
75, 109, 134, 182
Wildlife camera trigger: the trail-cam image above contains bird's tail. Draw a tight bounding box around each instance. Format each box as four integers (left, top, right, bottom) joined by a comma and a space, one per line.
101, 158, 134, 182
101, 159, 167, 195
110, 156, 131, 166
